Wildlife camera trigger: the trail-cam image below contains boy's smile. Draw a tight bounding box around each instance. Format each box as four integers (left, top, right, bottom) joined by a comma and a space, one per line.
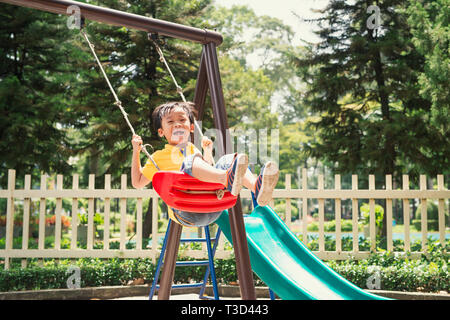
158, 106, 194, 146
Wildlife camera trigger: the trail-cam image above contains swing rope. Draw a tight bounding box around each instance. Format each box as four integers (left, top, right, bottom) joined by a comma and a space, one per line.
80, 28, 155, 163
80, 26, 225, 200
148, 33, 204, 139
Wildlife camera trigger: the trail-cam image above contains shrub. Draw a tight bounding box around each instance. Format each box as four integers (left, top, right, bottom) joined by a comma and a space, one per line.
360, 203, 384, 229
273, 202, 299, 221
307, 219, 354, 232
326, 243, 449, 293
0, 241, 448, 293
413, 201, 448, 231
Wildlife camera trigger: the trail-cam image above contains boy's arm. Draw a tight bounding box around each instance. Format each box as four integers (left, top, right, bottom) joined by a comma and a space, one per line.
131, 135, 150, 189
201, 136, 214, 165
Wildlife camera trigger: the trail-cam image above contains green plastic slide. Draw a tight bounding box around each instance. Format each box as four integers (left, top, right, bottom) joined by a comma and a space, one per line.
216, 206, 388, 300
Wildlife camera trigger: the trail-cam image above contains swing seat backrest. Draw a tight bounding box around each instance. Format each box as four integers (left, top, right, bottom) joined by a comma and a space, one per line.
152, 171, 237, 213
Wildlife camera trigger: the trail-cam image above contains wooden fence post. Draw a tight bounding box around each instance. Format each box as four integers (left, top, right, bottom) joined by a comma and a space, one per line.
285, 174, 291, 228
352, 175, 359, 253
21, 174, 31, 268
402, 175, 411, 252
302, 168, 308, 245
437, 175, 446, 247
55, 174, 63, 250
385, 175, 393, 252
120, 174, 127, 251
71, 174, 79, 249
420, 175, 428, 252
318, 174, 325, 252
87, 174, 95, 250
335, 174, 341, 253
5, 169, 16, 269
38, 174, 47, 252
369, 175, 376, 252
104, 174, 111, 250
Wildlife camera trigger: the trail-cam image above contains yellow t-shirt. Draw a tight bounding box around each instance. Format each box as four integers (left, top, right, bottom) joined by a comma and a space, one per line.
142, 143, 201, 223
142, 143, 201, 180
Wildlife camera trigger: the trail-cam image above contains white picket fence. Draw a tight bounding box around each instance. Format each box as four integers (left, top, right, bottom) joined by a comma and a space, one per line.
0, 169, 448, 269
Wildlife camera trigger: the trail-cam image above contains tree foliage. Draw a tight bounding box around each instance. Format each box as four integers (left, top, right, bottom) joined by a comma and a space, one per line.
293, 0, 449, 182
0, 0, 448, 191
0, 7, 78, 182
407, 0, 449, 135
0, 0, 212, 185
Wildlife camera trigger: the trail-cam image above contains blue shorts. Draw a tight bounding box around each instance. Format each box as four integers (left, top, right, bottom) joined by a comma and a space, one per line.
172, 153, 236, 227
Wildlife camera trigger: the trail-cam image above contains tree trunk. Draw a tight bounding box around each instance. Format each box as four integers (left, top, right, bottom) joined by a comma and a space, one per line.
142, 198, 153, 239
371, 30, 395, 239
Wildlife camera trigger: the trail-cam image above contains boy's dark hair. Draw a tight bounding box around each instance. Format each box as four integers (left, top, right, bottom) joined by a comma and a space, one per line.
152, 101, 198, 131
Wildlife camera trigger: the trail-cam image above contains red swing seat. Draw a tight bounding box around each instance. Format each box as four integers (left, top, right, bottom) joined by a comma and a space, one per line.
152, 171, 237, 213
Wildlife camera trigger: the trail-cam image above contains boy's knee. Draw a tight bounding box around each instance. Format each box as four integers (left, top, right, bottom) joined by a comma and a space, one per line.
182, 153, 203, 176
215, 153, 237, 170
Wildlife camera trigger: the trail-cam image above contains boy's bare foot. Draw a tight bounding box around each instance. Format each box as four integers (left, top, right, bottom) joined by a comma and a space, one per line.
254, 161, 279, 207
226, 153, 248, 196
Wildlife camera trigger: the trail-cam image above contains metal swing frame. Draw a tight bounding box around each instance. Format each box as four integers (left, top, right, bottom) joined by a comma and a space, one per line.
0, 0, 257, 300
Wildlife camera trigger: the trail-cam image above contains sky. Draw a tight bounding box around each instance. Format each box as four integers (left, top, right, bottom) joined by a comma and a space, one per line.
213, 0, 331, 45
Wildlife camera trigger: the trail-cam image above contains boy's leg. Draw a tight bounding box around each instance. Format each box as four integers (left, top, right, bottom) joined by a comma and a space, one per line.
190, 155, 227, 186
184, 153, 248, 196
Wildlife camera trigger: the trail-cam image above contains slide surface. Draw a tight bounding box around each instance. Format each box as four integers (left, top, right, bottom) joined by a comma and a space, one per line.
216, 206, 387, 300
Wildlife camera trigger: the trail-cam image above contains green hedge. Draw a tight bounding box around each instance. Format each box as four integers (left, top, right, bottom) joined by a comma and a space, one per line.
307, 219, 355, 232
327, 243, 449, 293
1, 242, 448, 293
411, 219, 439, 231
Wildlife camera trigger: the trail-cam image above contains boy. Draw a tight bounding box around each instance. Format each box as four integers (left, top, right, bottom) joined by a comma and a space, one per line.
131, 101, 279, 227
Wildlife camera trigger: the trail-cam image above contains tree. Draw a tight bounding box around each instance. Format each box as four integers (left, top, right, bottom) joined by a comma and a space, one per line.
204, 4, 301, 169
0, 5, 81, 184
407, 0, 449, 136
69, 0, 211, 185
293, 0, 449, 183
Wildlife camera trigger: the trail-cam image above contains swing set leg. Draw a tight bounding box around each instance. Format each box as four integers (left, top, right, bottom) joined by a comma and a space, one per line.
157, 221, 183, 300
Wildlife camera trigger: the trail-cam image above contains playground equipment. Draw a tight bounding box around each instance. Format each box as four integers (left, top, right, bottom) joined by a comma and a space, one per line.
149, 221, 222, 300
1, 0, 388, 300
152, 171, 237, 213
0, 0, 257, 299
217, 207, 387, 300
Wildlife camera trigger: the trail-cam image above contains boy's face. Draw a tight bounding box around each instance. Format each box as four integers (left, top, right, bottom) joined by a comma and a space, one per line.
158, 106, 194, 146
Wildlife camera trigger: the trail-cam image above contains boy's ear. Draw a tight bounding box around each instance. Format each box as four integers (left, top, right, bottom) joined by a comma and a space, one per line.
158, 128, 164, 137
190, 123, 194, 132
